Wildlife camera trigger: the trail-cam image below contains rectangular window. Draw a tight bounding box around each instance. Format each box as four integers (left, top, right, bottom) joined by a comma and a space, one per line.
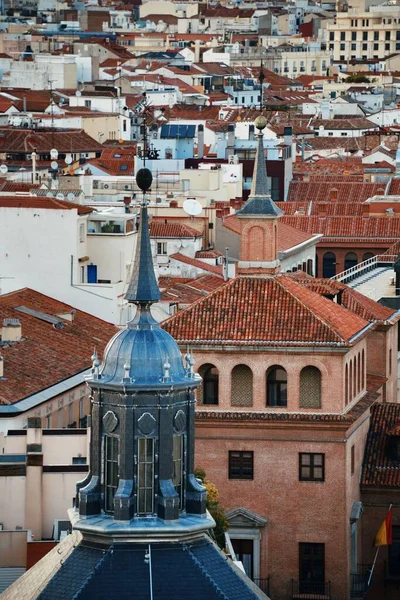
374, 43, 379, 51
363, 43, 368, 51
57, 408, 63, 428
340, 32, 346, 41
329, 32, 334, 41
229, 451, 254, 480
386, 31, 391, 41
352, 31, 357, 41
351, 43, 356, 51
172, 435, 184, 508
104, 435, 119, 512
340, 43, 345, 51
157, 242, 167, 255
137, 437, 154, 514
351, 444, 355, 475
374, 31, 379, 41
397, 31, 400, 40
299, 453, 325, 482
363, 31, 368, 41
299, 543, 325, 592
73, 456, 87, 465
84, 100, 91, 109
46, 414, 51, 429
386, 43, 390, 51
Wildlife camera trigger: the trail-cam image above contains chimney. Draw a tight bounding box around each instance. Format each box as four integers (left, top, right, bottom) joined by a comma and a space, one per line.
362, 204, 370, 217
329, 188, 338, 202
0, 353, 3, 378
194, 40, 201, 63
197, 124, 204, 159
249, 124, 255, 141
318, 202, 328, 217
1, 318, 22, 343
283, 125, 293, 149
226, 124, 235, 159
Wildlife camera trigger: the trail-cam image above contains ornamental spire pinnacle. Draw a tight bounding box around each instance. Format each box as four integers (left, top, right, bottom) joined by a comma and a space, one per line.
124, 168, 161, 304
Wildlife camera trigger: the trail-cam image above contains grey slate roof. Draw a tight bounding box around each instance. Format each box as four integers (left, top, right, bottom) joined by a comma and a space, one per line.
14, 534, 268, 600
124, 202, 161, 304
237, 132, 283, 218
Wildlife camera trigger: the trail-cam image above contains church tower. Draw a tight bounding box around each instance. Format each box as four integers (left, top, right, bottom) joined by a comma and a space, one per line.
237, 115, 283, 276
76, 167, 208, 525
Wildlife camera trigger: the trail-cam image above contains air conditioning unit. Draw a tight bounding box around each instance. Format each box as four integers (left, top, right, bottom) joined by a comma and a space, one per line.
52, 519, 71, 541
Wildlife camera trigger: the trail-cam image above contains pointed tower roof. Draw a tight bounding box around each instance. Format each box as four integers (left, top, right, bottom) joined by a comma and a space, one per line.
124, 168, 161, 304
237, 115, 283, 218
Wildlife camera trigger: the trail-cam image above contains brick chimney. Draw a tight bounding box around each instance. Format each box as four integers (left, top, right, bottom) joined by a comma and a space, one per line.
1, 318, 22, 342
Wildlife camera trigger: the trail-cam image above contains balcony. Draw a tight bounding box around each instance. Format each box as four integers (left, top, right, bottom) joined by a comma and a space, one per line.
350, 564, 372, 599
291, 579, 332, 600
253, 577, 270, 595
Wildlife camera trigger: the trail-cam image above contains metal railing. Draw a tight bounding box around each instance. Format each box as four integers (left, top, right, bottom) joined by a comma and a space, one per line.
330, 254, 397, 284
350, 564, 372, 598
253, 577, 270, 595
291, 579, 332, 599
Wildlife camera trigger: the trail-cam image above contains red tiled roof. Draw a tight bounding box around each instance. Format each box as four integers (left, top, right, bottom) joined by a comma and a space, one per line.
162, 274, 369, 346
0, 195, 92, 215
195, 249, 223, 258
288, 181, 386, 203
160, 274, 225, 305
281, 215, 400, 241
0, 289, 117, 405
0, 128, 103, 153
169, 253, 223, 275
150, 221, 202, 238
361, 403, 400, 488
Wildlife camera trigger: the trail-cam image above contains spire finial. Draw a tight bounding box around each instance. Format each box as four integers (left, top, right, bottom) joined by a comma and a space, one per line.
125, 168, 161, 305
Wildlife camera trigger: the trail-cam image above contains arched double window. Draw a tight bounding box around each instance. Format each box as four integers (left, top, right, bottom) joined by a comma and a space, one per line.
300, 366, 322, 408
266, 366, 287, 407
198, 364, 219, 405
231, 365, 253, 407
345, 252, 358, 271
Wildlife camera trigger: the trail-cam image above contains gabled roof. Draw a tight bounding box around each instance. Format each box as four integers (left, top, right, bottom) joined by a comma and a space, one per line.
162, 274, 369, 347
170, 253, 223, 276
0, 195, 92, 215
282, 215, 400, 242
361, 403, 400, 488
150, 221, 202, 238
288, 181, 386, 203
0, 128, 103, 153
0, 289, 117, 405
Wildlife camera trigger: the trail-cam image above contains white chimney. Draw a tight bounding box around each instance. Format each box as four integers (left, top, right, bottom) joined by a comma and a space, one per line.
1, 318, 22, 342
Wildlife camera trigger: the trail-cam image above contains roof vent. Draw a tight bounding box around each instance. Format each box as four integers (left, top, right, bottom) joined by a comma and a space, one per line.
1, 318, 22, 343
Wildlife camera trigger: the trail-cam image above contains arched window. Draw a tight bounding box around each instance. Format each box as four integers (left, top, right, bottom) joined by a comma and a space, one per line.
104, 435, 119, 513
345, 252, 358, 271
362, 350, 365, 388
357, 353, 361, 393
266, 366, 287, 407
353, 355, 357, 397
323, 252, 336, 278
306, 259, 313, 275
349, 359, 353, 400
362, 252, 374, 262
389, 348, 392, 376
345, 363, 349, 405
231, 364, 253, 407
198, 364, 219, 405
300, 366, 322, 408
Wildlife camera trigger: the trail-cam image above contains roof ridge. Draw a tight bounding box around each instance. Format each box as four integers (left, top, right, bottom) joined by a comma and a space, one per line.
278, 275, 368, 343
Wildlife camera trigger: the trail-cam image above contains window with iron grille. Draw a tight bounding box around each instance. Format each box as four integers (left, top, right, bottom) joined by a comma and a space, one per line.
299, 453, 324, 482
229, 451, 254, 480
137, 438, 155, 514
104, 435, 119, 512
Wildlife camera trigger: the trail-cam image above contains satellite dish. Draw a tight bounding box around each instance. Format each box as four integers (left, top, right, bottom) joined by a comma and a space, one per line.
183, 199, 202, 217
65, 154, 72, 165
67, 192, 75, 202
56, 192, 64, 201
50, 148, 58, 160
0, 164, 8, 174
46, 191, 53, 197
76, 90, 82, 97
51, 160, 58, 170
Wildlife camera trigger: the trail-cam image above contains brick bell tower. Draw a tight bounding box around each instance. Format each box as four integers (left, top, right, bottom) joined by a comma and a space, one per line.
237, 115, 283, 276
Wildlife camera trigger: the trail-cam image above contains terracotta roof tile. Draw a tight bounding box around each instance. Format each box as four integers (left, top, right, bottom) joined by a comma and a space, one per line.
0, 289, 117, 405
162, 275, 369, 346
361, 403, 400, 488
169, 253, 223, 275
281, 215, 400, 242
288, 181, 386, 203
0, 128, 103, 153
150, 221, 202, 238
0, 195, 92, 215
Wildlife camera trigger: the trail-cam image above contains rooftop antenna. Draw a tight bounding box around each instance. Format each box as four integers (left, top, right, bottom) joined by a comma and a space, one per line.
258, 59, 265, 113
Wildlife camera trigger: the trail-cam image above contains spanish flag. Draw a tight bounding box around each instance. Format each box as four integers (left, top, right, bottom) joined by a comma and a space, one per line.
375, 506, 393, 546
